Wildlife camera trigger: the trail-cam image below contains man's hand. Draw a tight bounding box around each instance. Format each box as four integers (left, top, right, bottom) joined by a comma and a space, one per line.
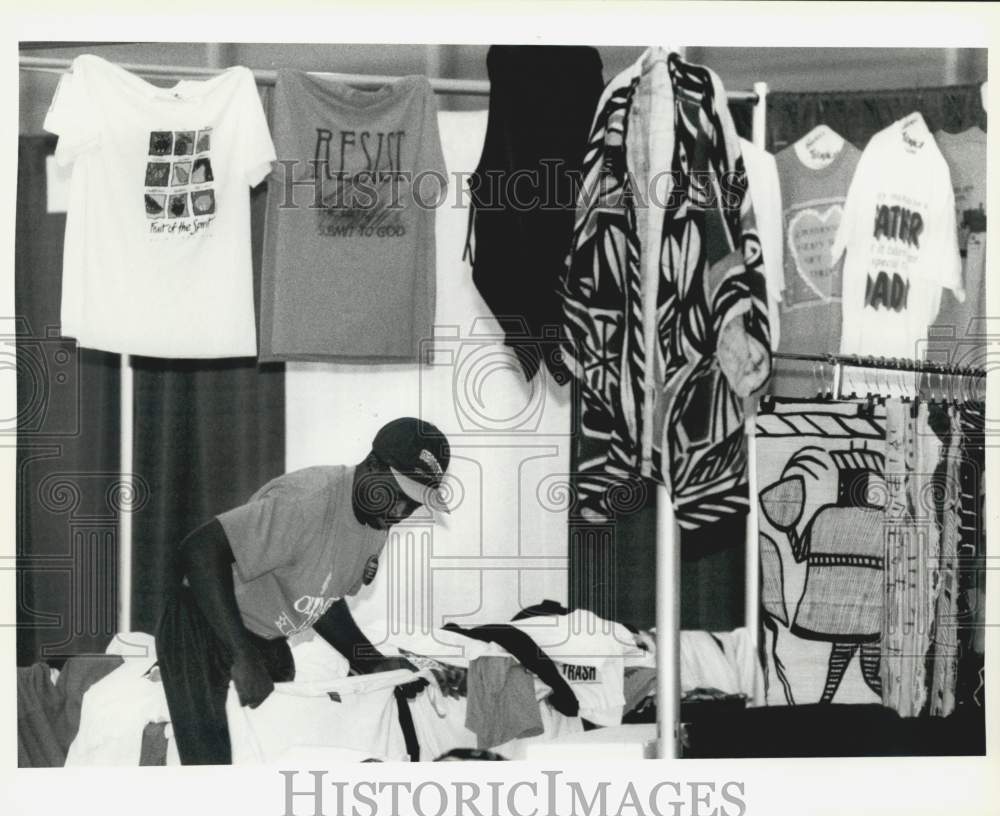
231, 648, 274, 709
355, 654, 428, 699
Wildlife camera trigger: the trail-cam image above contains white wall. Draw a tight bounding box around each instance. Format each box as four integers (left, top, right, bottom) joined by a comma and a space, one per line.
284, 111, 574, 646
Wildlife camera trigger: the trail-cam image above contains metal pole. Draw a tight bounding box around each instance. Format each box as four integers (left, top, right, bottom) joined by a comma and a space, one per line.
19, 55, 761, 103
118, 354, 133, 632
655, 484, 680, 758
19, 55, 491, 96
743, 404, 760, 695
752, 81, 768, 150
773, 351, 985, 379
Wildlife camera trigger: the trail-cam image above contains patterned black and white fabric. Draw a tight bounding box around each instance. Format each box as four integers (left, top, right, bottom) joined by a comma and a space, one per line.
561, 50, 772, 529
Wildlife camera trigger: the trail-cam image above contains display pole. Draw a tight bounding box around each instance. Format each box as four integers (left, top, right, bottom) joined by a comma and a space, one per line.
118, 354, 133, 632
744, 405, 760, 702
752, 81, 768, 149
655, 484, 680, 758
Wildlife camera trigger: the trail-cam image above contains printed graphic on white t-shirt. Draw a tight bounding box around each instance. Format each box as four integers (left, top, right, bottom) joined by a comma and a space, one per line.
860, 193, 928, 315
145, 127, 217, 236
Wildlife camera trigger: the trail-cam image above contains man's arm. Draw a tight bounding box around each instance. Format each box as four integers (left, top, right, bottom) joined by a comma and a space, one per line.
313, 600, 427, 698
312, 599, 384, 672
176, 520, 274, 707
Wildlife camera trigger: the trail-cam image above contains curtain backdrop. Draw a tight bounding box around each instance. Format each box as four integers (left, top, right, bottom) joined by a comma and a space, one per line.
765, 83, 986, 152
728, 98, 756, 142
15, 136, 122, 666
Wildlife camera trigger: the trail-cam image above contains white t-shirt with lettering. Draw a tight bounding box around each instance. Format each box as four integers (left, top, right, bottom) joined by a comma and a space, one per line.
833, 113, 962, 364
44, 54, 275, 357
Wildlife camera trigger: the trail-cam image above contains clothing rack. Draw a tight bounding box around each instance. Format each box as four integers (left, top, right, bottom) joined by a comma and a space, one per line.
20, 56, 493, 97
20, 55, 764, 103
772, 350, 987, 378
19, 51, 766, 762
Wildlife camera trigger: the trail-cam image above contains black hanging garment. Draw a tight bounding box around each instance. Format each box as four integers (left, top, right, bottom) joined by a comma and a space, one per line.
467, 45, 605, 382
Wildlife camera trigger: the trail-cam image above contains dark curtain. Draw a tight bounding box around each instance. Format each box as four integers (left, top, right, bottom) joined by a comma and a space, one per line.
765, 83, 986, 152
568, 486, 655, 632
15, 136, 122, 666
130, 86, 285, 635
728, 98, 756, 142
129, 355, 284, 633
568, 483, 745, 632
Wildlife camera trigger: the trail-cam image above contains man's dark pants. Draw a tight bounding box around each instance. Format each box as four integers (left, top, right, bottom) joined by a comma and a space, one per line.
156, 518, 294, 765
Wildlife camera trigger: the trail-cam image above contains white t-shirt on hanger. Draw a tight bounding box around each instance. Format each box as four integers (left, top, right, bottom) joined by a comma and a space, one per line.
44, 54, 276, 358
833, 112, 962, 365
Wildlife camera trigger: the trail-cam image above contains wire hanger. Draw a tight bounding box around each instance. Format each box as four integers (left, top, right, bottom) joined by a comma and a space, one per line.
899, 110, 931, 151
857, 358, 874, 417
794, 123, 846, 170
821, 358, 835, 401
894, 358, 913, 408
932, 364, 944, 405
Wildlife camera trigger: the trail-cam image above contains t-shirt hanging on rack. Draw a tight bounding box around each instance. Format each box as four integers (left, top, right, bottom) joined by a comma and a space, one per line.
927, 127, 987, 363
44, 54, 275, 358
833, 113, 962, 364
771, 140, 861, 396
260, 70, 447, 362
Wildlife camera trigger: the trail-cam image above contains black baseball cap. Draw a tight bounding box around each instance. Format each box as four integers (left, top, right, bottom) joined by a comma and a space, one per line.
371, 417, 452, 513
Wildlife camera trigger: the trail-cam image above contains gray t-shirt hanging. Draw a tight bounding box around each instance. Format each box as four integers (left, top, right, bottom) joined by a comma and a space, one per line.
260, 71, 447, 362
771, 142, 861, 397
927, 127, 986, 363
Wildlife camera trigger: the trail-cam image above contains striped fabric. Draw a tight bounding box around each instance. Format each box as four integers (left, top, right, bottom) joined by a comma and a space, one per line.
560, 50, 771, 529
881, 400, 965, 718
956, 403, 985, 663
928, 406, 962, 717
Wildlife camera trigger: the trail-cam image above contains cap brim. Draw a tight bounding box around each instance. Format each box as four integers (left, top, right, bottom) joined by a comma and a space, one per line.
389, 466, 451, 514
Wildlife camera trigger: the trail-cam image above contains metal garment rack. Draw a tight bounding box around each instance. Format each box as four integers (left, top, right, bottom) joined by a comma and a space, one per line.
19, 53, 764, 761
20, 55, 764, 102
771, 349, 986, 379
